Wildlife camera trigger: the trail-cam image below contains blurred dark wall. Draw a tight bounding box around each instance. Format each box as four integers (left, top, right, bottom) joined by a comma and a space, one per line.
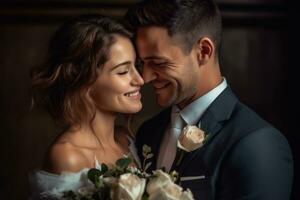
0, 0, 297, 199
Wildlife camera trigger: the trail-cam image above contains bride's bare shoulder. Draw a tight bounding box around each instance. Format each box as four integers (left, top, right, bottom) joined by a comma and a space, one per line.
43, 137, 88, 174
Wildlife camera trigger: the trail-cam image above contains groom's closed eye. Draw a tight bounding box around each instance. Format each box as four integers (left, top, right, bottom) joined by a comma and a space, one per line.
149, 61, 168, 67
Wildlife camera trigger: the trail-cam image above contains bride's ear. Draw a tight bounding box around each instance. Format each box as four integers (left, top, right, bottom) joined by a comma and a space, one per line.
86, 88, 95, 106
85, 88, 92, 99
194, 37, 214, 66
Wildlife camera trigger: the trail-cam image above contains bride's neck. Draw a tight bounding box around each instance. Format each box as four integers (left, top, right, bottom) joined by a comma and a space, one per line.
77, 110, 117, 146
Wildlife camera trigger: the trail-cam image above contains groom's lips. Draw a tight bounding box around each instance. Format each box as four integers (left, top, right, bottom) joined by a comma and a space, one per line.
153, 81, 171, 93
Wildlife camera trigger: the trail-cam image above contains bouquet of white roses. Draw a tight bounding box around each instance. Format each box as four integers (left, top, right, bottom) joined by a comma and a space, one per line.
61, 145, 194, 200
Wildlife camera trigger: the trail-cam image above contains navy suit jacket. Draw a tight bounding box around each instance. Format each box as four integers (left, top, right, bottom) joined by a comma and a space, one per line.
135, 87, 293, 200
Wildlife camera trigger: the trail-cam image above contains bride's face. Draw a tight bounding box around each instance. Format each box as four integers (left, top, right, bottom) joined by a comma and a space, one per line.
90, 35, 144, 114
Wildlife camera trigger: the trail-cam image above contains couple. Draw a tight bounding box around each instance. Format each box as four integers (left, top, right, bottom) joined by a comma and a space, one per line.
30, 0, 293, 199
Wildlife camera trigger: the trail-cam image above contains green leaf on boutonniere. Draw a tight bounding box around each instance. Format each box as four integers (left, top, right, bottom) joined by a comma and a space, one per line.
202, 132, 211, 144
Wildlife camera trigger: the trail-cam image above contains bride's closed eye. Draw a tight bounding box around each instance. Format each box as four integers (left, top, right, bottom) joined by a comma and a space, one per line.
110, 61, 132, 75
115, 66, 129, 75
117, 70, 129, 75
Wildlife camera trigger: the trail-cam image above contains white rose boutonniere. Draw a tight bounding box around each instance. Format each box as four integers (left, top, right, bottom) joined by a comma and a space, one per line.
177, 125, 206, 152
175, 125, 210, 166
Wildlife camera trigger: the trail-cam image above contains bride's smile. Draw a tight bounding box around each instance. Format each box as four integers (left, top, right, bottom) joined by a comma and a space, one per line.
124, 90, 141, 99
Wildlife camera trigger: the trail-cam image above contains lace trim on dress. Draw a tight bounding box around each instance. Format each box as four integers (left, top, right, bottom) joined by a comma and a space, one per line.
29, 158, 102, 200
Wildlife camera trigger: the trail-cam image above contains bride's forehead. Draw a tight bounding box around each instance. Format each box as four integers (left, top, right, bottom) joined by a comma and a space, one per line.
109, 36, 135, 57
103, 37, 136, 69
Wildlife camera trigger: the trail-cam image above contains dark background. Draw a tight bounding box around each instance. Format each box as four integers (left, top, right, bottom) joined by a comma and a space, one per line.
0, 0, 298, 199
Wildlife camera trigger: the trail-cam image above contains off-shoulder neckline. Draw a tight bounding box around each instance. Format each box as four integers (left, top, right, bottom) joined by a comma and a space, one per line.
34, 135, 140, 177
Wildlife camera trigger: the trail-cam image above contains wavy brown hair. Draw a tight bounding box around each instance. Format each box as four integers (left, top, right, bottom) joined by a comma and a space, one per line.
31, 15, 132, 127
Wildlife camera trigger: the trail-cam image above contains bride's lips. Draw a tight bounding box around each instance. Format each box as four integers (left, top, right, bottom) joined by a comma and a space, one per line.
124, 89, 141, 100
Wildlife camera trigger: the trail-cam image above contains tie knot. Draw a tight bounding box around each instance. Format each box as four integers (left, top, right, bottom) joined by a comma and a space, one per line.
171, 112, 184, 130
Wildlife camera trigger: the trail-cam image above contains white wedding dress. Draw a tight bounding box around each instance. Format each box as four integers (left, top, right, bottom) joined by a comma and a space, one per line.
28, 137, 140, 200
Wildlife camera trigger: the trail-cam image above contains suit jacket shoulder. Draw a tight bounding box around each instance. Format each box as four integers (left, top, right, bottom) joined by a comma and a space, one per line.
176, 87, 293, 200
214, 102, 293, 199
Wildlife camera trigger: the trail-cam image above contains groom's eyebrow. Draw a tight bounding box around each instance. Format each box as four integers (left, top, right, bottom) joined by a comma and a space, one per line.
110, 61, 131, 71
143, 56, 169, 61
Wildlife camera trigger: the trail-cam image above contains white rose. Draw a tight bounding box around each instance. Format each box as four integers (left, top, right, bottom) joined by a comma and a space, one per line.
148, 182, 182, 200
177, 125, 205, 152
147, 170, 194, 200
127, 166, 142, 174
103, 176, 117, 185
146, 170, 173, 194
181, 189, 194, 200
113, 173, 146, 200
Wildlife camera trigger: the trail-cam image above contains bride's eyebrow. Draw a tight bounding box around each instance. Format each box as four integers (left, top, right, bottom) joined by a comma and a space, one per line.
110, 61, 131, 71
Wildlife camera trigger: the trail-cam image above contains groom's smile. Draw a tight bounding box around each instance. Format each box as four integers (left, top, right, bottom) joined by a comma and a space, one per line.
153, 81, 171, 91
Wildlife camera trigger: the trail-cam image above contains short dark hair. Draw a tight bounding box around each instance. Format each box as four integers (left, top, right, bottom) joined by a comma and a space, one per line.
31, 15, 131, 126
124, 0, 222, 54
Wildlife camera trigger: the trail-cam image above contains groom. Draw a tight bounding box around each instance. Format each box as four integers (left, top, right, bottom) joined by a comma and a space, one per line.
125, 0, 293, 199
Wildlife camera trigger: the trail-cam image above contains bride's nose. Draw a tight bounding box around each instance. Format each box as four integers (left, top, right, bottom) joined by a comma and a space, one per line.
131, 67, 144, 86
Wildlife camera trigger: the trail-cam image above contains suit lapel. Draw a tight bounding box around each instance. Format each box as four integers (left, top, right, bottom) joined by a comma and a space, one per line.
171, 87, 238, 174
200, 110, 223, 139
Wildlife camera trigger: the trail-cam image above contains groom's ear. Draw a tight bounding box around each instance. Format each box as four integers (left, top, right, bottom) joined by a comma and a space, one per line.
195, 37, 214, 66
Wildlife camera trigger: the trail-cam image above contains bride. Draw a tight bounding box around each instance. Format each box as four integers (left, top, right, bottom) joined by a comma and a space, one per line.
29, 14, 144, 199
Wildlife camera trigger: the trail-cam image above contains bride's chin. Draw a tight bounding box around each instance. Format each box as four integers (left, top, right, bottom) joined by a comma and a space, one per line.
126, 103, 143, 114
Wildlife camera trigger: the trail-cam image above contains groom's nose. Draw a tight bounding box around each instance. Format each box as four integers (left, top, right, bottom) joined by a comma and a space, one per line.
142, 65, 158, 83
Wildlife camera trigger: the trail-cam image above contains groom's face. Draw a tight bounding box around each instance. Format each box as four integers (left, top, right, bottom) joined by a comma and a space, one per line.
136, 26, 199, 108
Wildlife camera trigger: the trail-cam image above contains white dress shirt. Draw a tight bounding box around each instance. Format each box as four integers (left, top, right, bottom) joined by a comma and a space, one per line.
157, 78, 228, 171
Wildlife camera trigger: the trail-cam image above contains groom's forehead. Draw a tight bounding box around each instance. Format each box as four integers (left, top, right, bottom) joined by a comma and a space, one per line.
136, 27, 179, 54
136, 27, 171, 44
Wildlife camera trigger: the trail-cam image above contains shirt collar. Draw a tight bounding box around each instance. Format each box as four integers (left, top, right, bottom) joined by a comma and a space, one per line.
173, 78, 228, 125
